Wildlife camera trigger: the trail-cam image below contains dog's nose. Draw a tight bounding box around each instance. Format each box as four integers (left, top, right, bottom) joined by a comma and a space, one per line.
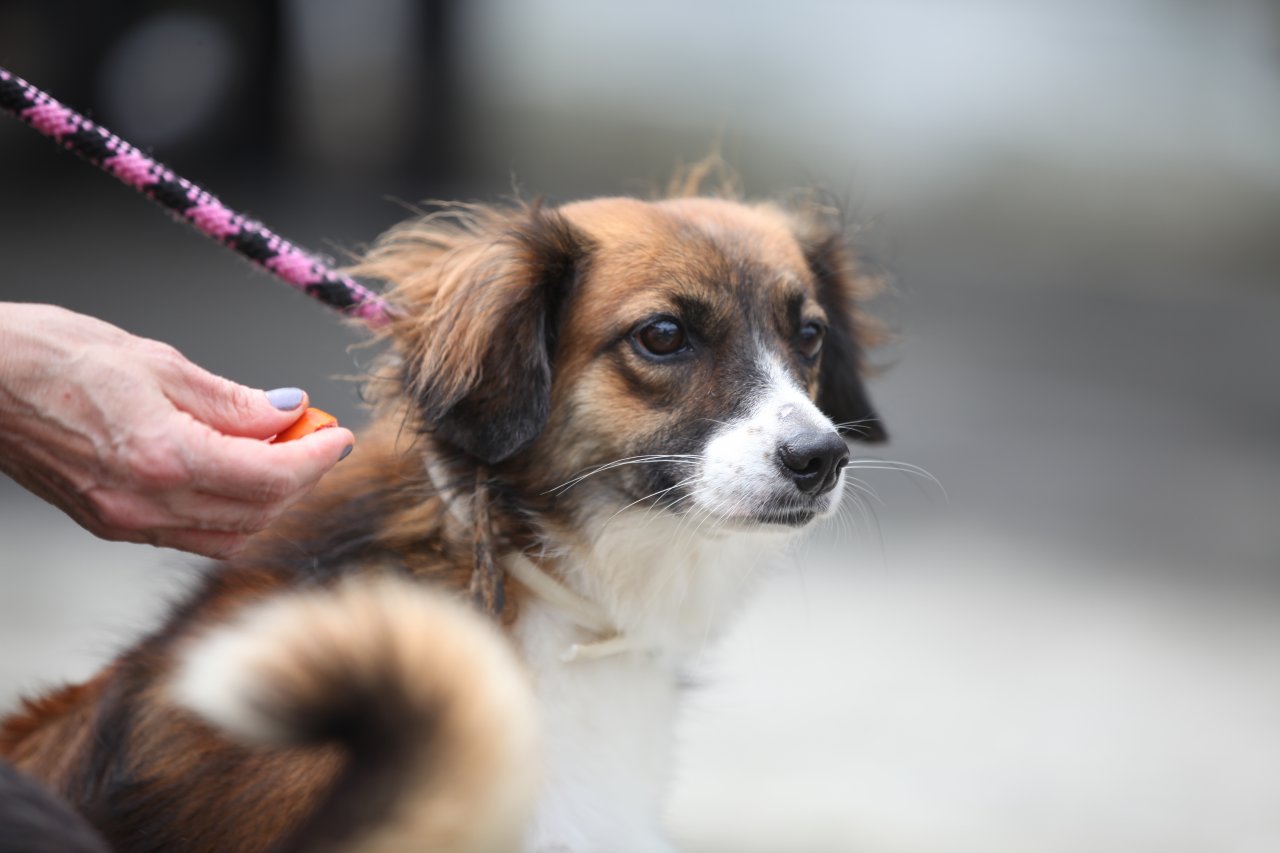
777, 430, 850, 495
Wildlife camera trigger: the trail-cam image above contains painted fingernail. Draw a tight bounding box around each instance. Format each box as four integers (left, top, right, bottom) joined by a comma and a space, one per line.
266, 387, 305, 410
339, 445, 354, 461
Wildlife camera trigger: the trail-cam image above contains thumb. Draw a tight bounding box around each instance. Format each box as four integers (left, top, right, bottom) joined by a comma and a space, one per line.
165, 363, 311, 440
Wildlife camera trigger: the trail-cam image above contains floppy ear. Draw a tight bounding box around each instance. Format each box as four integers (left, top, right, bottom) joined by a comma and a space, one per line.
796, 212, 889, 443
387, 204, 589, 463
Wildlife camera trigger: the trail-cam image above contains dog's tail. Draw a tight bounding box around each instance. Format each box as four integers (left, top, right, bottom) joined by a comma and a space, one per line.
171, 574, 539, 853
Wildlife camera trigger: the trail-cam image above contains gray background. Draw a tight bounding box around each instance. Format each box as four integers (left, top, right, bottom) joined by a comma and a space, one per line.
2, 2, 1279, 851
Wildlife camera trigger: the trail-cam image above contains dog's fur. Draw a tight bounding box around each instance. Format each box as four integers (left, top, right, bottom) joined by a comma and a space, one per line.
0, 192, 886, 852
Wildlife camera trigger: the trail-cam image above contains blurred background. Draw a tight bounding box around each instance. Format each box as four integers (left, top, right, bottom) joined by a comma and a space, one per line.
2, 2, 1278, 851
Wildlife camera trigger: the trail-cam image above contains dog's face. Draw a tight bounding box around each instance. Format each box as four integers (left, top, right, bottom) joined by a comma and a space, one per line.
381, 196, 885, 533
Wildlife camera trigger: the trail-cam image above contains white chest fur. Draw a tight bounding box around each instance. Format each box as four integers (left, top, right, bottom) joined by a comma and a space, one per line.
513, 511, 790, 852
516, 599, 680, 853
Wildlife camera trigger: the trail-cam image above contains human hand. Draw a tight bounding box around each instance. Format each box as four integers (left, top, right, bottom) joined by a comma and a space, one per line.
0, 303, 355, 558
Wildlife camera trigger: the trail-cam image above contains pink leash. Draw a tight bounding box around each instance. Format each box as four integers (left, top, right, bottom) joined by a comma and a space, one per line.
0, 65, 396, 327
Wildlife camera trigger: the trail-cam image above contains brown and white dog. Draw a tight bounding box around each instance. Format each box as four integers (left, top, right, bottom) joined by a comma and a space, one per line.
0, 192, 886, 852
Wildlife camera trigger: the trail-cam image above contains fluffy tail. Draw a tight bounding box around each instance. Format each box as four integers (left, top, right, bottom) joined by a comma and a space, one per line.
171, 575, 538, 853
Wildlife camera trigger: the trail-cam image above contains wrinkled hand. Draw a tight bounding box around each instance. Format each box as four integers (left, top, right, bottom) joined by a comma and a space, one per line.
0, 303, 355, 558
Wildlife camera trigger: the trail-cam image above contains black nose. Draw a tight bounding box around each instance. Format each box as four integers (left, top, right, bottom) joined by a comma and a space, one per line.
777, 430, 850, 495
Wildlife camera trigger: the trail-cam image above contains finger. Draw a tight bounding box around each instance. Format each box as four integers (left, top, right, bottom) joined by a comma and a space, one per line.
152, 529, 252, 560
96, 488, 292, 535
191, 426, 355, 503
173, 492, 290, 534
69, 486, 253, 557
160, 357, 311, 440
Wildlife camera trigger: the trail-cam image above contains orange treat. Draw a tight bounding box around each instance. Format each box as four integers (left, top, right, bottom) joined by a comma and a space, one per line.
272, 407, 339, 443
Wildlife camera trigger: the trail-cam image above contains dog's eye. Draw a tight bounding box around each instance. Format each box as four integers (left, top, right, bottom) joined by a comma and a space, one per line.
798, 322, 825, 360
634, 318, 688, 358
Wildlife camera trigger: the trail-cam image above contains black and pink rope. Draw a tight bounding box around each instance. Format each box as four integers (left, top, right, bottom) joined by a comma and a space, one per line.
0, 66, 395, 326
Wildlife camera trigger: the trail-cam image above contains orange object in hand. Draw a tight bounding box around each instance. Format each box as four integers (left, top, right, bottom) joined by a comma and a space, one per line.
272, 407, 339, 443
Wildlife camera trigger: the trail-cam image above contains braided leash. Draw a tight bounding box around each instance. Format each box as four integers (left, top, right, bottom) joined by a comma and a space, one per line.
469, 467, 508, 619
0, 65, 396, 326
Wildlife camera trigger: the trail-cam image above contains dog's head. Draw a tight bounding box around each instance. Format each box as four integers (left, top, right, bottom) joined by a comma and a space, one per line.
370, 196, 885, 532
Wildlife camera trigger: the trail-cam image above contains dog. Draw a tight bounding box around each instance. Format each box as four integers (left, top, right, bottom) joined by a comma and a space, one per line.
0, 191, 887, 852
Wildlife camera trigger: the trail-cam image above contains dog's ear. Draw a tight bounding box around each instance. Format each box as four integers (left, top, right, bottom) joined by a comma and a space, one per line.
793, 206, 889, 443
387, 203, 589, 463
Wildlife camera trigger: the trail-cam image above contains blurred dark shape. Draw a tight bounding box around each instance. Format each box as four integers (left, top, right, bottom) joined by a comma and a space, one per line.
98, 12, 238, 149
281, 0, 460, 185
0, 761, 107, 853
0, 0, 464, 188
0, 1, 283, 177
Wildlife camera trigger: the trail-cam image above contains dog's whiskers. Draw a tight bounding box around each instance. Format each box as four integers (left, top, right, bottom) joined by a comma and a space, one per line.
544, 455, 702, 496
842, 475, 886, 508
846, 458, 947, 501
832, 418, 882, 439
602, 476, 701, 528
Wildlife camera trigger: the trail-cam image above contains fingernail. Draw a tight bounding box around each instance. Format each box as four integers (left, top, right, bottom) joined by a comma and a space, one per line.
266, 387, 305, 410
339, 445, 354, 461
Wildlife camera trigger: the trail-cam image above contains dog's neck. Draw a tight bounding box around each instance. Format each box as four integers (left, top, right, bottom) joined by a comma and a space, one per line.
502, 553, 634, 662
424, 451, 791, 661
424, 452, 796, 848
524, 507, 791, 662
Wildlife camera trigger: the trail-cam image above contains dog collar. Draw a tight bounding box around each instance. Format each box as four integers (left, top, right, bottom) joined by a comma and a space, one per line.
424, 460, 644, 662
503, 553, 647, 663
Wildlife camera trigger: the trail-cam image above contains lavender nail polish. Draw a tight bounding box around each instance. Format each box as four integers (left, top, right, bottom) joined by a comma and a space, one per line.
339, 445, 354, 461
266, 387, 305, 410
